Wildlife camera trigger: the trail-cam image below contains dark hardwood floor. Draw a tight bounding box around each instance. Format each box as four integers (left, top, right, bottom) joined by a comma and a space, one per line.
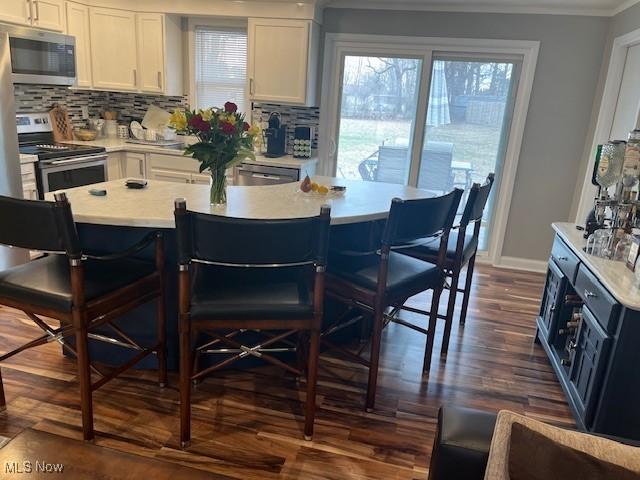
0, 264, 573, 479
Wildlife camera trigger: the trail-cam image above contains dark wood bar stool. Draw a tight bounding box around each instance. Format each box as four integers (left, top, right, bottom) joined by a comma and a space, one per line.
0, 193, 167, 441
174, 200, 331, 448
396, 174, 495, 356
323, 190, 462, 411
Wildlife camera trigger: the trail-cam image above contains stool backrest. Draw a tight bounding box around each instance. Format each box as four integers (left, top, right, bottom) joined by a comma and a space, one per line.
0, 193, 81, 258
382, 189, 463, 248
460, 173, 495, 228
174, 200, 331, 268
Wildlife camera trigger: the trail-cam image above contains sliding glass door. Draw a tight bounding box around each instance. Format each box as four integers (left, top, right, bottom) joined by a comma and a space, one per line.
418, 57, 518, 248
335, 55, 422, 182
331, 50, 520, 252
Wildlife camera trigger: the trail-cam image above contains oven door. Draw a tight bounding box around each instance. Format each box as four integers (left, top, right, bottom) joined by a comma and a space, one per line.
5, 26, 76, 85
38, 155, 107, 197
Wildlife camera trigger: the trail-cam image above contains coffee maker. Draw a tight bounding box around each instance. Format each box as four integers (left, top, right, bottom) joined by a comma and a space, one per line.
264, 112, 287, 158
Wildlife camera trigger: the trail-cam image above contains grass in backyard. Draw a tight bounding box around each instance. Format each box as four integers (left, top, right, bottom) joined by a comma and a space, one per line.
337, 118, 502, 183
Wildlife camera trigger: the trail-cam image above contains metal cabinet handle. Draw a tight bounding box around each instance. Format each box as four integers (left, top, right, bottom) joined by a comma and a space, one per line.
584, 290, 597, 298
133, 69, 137, 85
33, 0, 39, 21
26, 0, 32, 21
249, 78, 254, 95
158, 71, 162, 88
558, 256, 568, 261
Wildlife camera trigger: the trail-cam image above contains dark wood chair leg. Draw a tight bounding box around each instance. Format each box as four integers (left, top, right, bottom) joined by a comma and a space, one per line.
157, 295, 167, 388
459, 253, 477, 326
365, 306, 384, 412
179, 320, 192, 449
441, 268, 461, 357
424, 284, 443, 373
304, 329, 320, 441
75, 323, 94, 441
0, 368, 6, 411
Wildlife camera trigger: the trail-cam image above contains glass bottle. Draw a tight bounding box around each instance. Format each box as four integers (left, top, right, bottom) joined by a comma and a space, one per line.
622, 130, 640, 196
596, 141, 626, 189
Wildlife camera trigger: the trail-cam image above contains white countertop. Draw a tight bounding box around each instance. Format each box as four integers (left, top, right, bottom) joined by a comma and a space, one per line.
19, 153, 37, 164
45, 177, 432, 228
553, 222, 640, 310
63, 137, 317, 169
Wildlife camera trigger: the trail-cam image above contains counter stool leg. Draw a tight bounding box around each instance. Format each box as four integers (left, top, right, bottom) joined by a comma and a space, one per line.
179, 320, 192, 449
441, 268, 461, 357
157, 294, 168, 388
0, 368, 6, 411
459, 254, 477, 326
365, 307, 383, 412
424, 284, 443, 373
304, 329, 320, 441
75, 323, 94, 441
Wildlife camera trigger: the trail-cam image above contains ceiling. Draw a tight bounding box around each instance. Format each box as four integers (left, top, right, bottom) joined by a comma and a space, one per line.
320, 0, 639, 16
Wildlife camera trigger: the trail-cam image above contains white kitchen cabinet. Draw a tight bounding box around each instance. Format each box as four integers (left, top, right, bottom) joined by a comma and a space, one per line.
89, 7, 137, 92
65, 1, 91, 88
147, 153, 211, 184
123, 152, 146, 179
0, 0, 64, 31
32, 0, 65, 31
248, 18, 319, 106
148, 168, 192, 184
20, 162, 38, 200
106, 152, 123, 181
0, 1, 30, 26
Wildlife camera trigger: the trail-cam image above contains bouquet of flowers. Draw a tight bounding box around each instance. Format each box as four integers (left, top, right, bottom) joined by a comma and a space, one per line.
169, 102, 260, 205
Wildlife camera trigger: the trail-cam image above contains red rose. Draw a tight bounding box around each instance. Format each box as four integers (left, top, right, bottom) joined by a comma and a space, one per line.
220, 122, 236, 135
224, 102, 238, 113
188, 114, 202, 128
197, 120, 211, 132
243, 122, 250, 132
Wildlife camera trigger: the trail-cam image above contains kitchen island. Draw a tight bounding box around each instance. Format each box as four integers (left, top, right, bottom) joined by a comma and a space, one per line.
46, 177, 432, 370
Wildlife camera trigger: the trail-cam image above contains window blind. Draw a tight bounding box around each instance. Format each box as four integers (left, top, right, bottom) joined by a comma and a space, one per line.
194, 26, 247, 111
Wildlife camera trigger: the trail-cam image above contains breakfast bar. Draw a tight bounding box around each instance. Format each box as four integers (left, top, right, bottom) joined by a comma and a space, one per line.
46, 177, 432, 369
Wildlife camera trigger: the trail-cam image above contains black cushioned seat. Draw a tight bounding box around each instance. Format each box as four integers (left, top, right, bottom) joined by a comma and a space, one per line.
407, 232, 478, 265
428, 406, 498, 480
329, 251, 443, 298
0, 255, 156, 312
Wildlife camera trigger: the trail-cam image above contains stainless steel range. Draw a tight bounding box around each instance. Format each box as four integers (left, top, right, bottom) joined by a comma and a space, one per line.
17, 112, 107, 198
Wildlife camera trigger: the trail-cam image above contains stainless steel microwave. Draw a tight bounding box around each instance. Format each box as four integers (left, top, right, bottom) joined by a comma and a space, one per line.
0, 24, 76, 86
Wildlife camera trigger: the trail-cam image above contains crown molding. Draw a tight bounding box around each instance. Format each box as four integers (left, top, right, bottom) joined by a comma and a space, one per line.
324, 0, 640, 17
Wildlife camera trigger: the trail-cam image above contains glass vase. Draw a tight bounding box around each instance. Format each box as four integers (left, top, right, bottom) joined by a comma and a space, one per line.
209, 167, 227, 206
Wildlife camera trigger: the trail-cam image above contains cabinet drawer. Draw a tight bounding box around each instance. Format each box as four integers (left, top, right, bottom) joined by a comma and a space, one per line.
148, 153, 199, 174
551, 236, 580, 282
575, 264, 620, 334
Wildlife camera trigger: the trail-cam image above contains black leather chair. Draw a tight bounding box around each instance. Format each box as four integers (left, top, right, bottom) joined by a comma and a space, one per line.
397, 174, 495, 356
323, 190, 463, 411
0, 193, 167, 441
174, 200, 331, 448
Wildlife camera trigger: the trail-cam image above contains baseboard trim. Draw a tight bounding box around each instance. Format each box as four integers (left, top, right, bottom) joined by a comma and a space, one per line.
493, 256, 548, 273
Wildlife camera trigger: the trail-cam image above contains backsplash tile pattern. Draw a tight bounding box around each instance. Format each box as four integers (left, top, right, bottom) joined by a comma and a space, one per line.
13, 86, 320, 154
252, 103, 319, 154
13, 85, 187, 127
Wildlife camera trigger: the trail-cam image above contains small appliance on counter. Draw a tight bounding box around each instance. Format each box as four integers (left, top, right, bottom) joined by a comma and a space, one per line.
293, 126, 313, 158
264, 112, 287, 158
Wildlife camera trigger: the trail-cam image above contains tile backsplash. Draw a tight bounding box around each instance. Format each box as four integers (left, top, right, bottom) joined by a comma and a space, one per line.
251, 103, 319, 154
13, 86, 320, 154
13, 84, 187, 127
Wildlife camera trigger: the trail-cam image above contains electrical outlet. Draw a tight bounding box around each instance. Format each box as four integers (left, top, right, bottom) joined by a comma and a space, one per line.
81, 106, 89, 119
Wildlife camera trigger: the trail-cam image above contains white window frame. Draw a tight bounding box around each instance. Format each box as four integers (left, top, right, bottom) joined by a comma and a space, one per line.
319, 33, 539, 265
186, 17, 250, 114
573, 27, 640, 225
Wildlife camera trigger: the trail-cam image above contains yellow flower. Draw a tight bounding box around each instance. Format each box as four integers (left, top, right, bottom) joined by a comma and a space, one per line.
169, 109, 187, 131
200, 108, 213, 121
248, 125, 261, 136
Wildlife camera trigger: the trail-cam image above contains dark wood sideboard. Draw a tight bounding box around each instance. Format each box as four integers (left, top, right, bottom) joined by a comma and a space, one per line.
536, 223, 640, 440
